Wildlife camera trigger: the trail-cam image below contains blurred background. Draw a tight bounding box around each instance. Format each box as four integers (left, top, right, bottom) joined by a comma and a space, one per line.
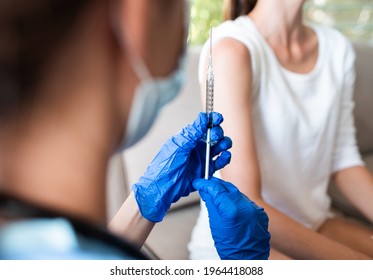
120, 0, 373, 259
189, 0, 373, 45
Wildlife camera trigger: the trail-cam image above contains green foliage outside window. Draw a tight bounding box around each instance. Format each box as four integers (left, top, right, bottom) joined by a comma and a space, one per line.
304, 0, 373, 43
188, 0, 373, 46
188, 0, 224, 46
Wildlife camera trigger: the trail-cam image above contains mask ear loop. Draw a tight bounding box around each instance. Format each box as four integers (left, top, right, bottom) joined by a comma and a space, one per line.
184, 0, 191, 45
108, 0, 153, 82
109, 0, 190, 82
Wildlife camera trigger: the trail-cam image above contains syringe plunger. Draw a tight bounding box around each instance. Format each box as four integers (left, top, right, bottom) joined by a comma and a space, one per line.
204, 26, 214, 180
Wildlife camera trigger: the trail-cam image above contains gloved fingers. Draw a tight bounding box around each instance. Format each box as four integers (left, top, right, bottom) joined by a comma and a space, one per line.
194, 178, 239, 220
210, 177, 238, 193
174, 112, 224, 150
197, 189, 216, 212
194, 178, 236, 204
194, 179, 227, 217
195, 177, 240, 197
209, 178, 266, 221
209, 126, 224, 143
211, 136, 232, 157
174, 112, 208, 149
193, 178, 227, 199
211, 151, 231, 172
211, 112, 224, 126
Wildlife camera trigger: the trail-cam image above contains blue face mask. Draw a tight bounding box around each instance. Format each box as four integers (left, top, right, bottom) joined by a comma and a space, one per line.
117, 1, 190, 150
120, 52, 186, 149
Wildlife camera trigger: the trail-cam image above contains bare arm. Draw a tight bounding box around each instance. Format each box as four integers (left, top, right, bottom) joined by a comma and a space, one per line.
260, 198, 369, 259
333, 166, 373, 223
108, 192, 155, 249
207, 38, 369, 259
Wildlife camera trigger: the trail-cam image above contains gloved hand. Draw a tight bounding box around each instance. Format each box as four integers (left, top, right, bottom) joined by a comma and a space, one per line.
132, 112, 232, 223
193, 177, 270, 260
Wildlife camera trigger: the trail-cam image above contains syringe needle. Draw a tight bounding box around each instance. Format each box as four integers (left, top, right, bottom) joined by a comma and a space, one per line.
209, 25, 212, 58
204, 25, 214, 180
204, 129, 211, 180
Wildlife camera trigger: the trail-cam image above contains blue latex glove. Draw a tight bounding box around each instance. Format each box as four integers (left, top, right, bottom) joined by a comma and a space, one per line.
132, 112, 232, 222
193, 177, 270, 260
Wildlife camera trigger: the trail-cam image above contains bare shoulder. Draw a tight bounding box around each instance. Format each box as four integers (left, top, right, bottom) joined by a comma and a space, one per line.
200, 37, 253, 105
213, 38, 252, 70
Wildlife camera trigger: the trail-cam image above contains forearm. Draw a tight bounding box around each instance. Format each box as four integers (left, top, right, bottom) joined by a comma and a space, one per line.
108, 192, 155, 249
334, 166, 373, 223
258, 198, 370, 259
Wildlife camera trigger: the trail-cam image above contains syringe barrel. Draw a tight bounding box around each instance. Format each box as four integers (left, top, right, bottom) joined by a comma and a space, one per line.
205, 67, 214, 127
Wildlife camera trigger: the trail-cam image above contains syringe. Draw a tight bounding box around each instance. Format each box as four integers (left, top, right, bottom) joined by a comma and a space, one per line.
204, 25, 214, 180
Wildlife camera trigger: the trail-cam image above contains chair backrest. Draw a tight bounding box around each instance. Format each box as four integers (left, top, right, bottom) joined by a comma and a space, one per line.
353, 43, 373, 154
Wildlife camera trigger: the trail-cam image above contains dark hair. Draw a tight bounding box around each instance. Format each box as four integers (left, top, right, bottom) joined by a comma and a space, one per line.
222, 0, 257, 21
0, 0, 90, 119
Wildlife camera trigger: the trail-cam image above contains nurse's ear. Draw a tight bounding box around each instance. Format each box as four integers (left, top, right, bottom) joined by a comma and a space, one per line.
110, 0, 185, 78
109, 0, 149, 63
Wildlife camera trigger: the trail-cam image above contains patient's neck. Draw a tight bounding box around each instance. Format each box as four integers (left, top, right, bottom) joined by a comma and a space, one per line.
250, 0, 306, 46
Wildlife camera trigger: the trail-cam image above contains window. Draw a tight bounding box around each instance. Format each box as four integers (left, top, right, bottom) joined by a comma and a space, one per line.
189, 0, 373, 45
304, 0, 373, 43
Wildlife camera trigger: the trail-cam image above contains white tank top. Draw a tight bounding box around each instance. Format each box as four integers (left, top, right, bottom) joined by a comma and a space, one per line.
189, 16, 363, 259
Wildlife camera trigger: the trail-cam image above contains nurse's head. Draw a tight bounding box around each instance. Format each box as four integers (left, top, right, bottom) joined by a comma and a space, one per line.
0, 0, 189, 221
0, 0, 188, 149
